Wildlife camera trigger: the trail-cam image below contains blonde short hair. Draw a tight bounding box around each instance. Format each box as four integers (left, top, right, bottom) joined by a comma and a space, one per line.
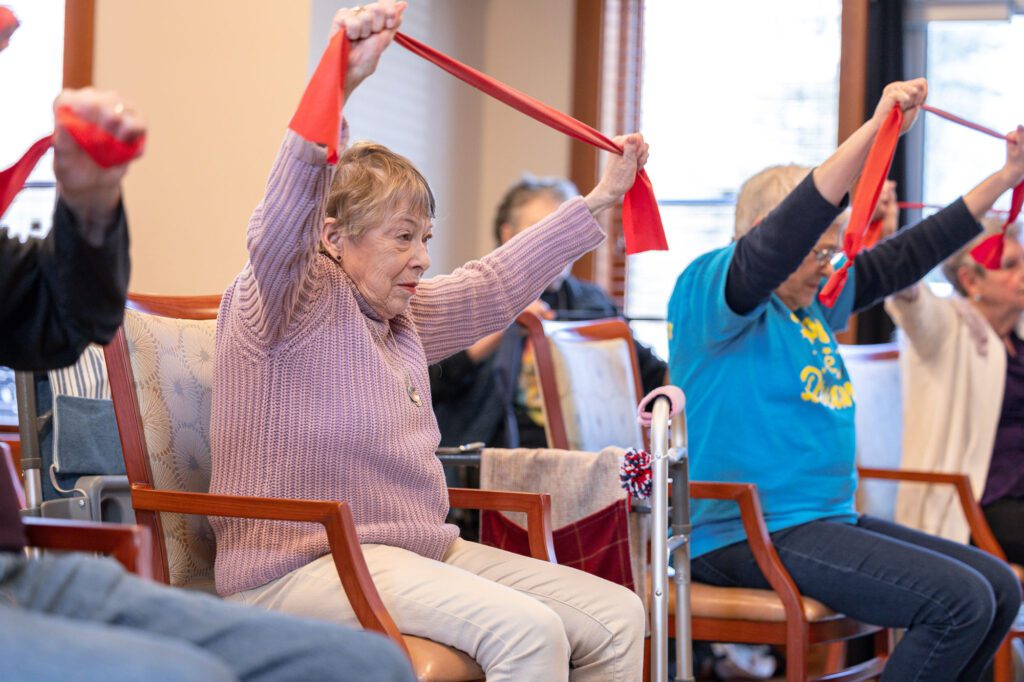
734, 164, 812, 239
942, 216, 1023, 295
326, 142, 436, 238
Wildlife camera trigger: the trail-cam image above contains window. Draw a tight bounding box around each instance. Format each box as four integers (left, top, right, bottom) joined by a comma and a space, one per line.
0, 0, 65, 426
626, 0, 842, 359
923, 17, 1024, 214
0, 0, 64, 242
902, 9, 1024, 294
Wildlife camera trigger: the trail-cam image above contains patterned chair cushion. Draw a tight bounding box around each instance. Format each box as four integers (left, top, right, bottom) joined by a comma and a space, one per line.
546, 336, 644, 451
124, 309, 217, 591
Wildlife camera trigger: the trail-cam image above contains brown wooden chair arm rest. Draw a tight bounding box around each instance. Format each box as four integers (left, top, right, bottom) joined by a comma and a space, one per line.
448, 487, 556, 563
130, 486, 407, 656
22, 516, 153, 578
690, 481, 810, 638
857, 467, 1007, 560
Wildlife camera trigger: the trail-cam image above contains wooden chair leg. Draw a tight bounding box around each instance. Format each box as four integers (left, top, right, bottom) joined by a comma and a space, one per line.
822, 642, 846, 675
787, 641, 809, 682
994, 638, 1014, 682
643, 636, 650, 682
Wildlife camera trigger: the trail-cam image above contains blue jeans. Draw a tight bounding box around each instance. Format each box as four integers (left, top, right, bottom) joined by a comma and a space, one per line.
692, 515, 1022, 682
0, 553, 415, 682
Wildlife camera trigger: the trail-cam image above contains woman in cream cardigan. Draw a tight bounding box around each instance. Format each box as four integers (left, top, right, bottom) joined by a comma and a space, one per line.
887, 217, 1024, 563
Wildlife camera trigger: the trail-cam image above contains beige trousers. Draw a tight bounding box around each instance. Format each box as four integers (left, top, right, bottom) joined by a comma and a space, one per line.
229, 538, 645, 682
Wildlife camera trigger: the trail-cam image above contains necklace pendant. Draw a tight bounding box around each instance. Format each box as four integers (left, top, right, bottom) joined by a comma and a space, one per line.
408, 384, 422, 407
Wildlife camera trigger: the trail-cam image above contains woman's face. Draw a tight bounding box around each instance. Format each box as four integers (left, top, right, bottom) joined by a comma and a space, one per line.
969, 238, 1024, 315
334, 210, 433, 320
775, 221, 843, 311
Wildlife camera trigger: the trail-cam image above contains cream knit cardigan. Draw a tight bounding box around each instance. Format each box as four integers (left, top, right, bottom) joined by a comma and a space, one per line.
885, 283, 1024, 542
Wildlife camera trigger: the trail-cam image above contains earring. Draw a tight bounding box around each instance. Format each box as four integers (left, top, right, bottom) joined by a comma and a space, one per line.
972, 293, 983, 302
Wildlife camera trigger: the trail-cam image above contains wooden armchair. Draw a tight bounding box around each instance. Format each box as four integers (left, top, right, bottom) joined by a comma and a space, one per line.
103, 293, 555, 681
858, 467, 1024, 682
3, 442, 152, 577
519, 312, 890, 681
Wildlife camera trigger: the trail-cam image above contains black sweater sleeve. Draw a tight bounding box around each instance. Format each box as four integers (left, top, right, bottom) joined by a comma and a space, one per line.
0, 199, 130, 370
851, 198, 981, 313
726, 173, 845, 315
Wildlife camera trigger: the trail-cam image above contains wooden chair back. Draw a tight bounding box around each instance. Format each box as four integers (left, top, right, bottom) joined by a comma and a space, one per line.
517, 312, 646, 451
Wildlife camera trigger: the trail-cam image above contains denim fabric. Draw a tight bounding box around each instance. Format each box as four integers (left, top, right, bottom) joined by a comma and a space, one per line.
692, 515, 1022, 682
0, 553, 414, 682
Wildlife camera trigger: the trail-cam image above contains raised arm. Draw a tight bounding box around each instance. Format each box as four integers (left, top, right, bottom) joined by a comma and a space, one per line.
240, 2, 405, 343
414, 135, 648, 363
0, 89, 143, 370
853, 124, 1024, 311
725, 80, 928, 315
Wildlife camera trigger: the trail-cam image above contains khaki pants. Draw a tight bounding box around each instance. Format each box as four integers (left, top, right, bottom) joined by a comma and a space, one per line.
230, 538, 645, 682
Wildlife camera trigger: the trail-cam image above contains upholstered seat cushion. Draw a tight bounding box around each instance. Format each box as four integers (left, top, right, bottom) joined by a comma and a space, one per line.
404, 635, 484, 682
649, 577, 836, 623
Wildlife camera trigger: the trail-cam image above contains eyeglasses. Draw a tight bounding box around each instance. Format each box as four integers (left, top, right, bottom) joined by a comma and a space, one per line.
811, 245, 842, 266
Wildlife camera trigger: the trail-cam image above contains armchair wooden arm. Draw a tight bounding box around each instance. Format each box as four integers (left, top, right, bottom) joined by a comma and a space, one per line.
448, 487, 556, 563
129, 485, 407, 656
690, 481, 815, 673
22, 516, 153, 578
856, 467, 1006, 560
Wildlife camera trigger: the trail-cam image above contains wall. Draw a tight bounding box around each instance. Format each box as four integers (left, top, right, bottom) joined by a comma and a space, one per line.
94, 0, 311, 295
93, 0, 575, 292
476, 1, 575, 256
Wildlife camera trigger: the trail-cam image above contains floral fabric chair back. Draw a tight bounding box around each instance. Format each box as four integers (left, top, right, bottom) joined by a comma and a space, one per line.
123, 308, 217, 591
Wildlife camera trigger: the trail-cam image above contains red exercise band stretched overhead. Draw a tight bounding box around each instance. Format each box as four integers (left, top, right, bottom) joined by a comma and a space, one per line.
0, 106, 146, 221
819, 106, 903, 308
922, 104, 1023, 270
289, 31, 668, 255
819, 104, 1024, 307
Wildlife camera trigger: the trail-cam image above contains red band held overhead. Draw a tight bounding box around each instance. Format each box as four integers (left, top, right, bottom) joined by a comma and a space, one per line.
0, 108, 146, 220
819, 106, 903, 308
289, 29, 668, 255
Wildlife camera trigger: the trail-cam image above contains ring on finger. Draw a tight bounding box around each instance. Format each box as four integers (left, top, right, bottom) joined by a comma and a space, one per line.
113, 102, 125, 116
351, 5, 365, 14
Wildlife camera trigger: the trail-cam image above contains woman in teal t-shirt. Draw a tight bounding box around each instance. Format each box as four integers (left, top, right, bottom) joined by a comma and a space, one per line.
668, 79, 1024, 681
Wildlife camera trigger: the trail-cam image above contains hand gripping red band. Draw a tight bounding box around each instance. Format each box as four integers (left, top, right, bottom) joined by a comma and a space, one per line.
0, 108, 146, 220
819, 106, 903, 308
288, 31, 668, 255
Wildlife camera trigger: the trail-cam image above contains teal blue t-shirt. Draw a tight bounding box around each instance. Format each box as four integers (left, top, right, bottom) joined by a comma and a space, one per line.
667, 243, 859, 558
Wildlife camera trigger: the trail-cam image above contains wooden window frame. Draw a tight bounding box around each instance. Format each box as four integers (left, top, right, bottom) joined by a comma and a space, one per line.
572, 0, 870, 321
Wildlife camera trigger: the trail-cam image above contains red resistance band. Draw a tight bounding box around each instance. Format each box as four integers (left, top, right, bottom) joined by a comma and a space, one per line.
0, 106, 146, 220
819, 107, 903, 308
922, 105, 1023, 270
819, 104, 1024, 307
0, 7, 17, 34
289, 32, 668, 255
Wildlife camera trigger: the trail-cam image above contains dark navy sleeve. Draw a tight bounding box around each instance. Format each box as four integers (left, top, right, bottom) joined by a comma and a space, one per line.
851, 198, 981, 313
726, 172, 845, 315
0, 199, 129, 370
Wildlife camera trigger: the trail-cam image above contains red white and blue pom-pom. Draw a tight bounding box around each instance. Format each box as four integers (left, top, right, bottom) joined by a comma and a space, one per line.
620, 448, 653, 499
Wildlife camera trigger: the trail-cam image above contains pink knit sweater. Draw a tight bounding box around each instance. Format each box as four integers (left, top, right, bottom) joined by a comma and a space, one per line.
209, 131, 604, 596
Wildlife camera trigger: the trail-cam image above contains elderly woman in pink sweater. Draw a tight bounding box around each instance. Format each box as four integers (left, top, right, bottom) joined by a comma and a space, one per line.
208, 4, 646, 680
